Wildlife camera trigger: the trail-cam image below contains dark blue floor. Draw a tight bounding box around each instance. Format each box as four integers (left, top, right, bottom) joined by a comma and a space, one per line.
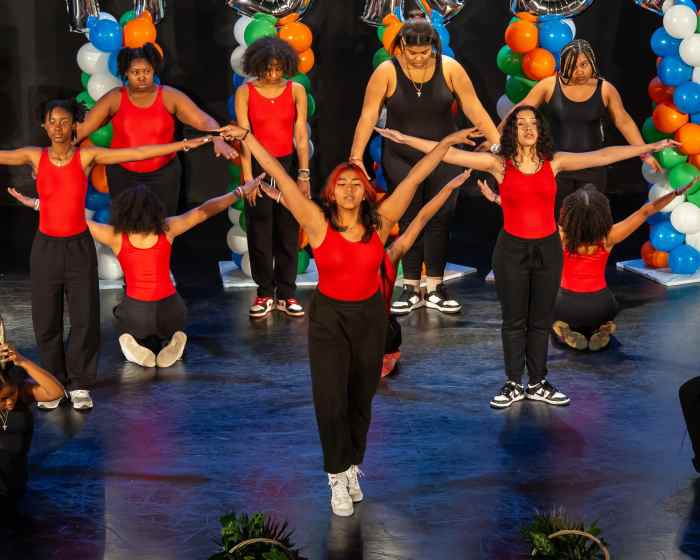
2, 266, 700, 559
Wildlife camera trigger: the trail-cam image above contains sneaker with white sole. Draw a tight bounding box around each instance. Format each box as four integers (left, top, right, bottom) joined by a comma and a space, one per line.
249, 296, 274, 318
156, 331, 187, 368
276, 298, 304, 317
346, 465, 364, 503
425, 284, 461, 314
328, 472, 353, 517
526, 380, 570, 406
119, 333, 156, 367
490, 381, 525, 409
37, 395, 65, 410
391, 286, 423, 315
69, 390, 94, 410
485, 269, 496, 283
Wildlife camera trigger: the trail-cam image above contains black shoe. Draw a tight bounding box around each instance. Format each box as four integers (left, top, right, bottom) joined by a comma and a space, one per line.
526, 380, 570, 406
391, 286, 423, 315
490, 381, 525, 409
425, 284, 461, 314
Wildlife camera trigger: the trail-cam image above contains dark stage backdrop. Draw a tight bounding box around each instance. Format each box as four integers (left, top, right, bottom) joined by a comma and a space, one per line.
0, 0, 662, 274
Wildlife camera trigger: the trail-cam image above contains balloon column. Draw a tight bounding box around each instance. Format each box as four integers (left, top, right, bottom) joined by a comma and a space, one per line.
225, 6, 317, 276
635, 0, 700, 274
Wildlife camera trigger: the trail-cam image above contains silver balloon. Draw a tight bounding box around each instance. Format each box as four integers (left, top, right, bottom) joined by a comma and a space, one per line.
361, 0, 464, 26
509, 0, 594, 17
226, 0, 314, 19
134, 0, 167, 24
633, 0, 663, 15
65, 0, 101, 33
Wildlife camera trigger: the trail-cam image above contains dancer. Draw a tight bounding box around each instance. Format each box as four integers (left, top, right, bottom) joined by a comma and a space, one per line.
498, 39, 661, 213
680, 376, 700, 474
377, 106, 677, 408
219, 122, 468, 516
349, 18, 500, 315
5, 98, 211, 410
77, 43, 236, 214
236, 36, 310, 318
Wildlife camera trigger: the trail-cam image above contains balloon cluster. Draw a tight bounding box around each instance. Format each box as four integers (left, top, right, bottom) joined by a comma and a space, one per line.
226, 11, 317, 276
496, 11, 575, 119
639, 0, 700, 274
76, 9, 164, 280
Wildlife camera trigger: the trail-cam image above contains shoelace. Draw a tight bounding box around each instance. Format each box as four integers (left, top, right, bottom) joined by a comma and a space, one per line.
286, 299, 300, 306
254, 297, 271, 306
348, 466, 364, 484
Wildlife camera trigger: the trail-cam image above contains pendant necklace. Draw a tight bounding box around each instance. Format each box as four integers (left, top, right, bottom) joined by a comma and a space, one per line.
0, 409, 8, 431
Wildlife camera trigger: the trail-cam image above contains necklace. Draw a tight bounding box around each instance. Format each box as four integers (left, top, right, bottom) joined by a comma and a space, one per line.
49, 147, 74, 166
405, 62, 429, 98
0, 409, 8, 431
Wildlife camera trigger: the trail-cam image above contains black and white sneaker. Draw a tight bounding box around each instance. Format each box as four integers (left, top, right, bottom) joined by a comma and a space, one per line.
425, 284, 461, 314
490, 381, 525, 409
526, 380, 570, 406
391, 286, 423, 315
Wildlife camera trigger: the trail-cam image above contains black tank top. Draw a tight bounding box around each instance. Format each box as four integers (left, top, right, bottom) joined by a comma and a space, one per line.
384, 57, 457, 160
546, 78, 606, 153
0, 396, 33, 499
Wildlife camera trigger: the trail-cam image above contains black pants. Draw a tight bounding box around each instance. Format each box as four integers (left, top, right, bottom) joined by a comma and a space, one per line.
107, 157, 182, 215
246, 155, 299, 299
554, 287, 619, 339
383, 149, 461, 279
492, 230, 563, 385
114, 293, 187, 349
555, 167, 607, 220
308, 290, 388, 474
30, 230, 100, 390
680, 377, 700, 463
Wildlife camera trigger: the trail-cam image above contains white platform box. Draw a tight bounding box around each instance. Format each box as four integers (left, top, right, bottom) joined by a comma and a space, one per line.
616, 258, 700, 287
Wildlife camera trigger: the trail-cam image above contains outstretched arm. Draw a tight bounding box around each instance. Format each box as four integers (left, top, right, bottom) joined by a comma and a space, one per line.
0, 343, 65, 403
0, 147, 41, 168
85, 137, 211, 166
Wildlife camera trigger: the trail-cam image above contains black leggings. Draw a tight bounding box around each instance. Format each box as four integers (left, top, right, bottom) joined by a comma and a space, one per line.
308, 290, 387, 474
382, 148, 461, 280
113, 293, 187, 349
555, 167, 607, 219
30, 230, 100, 390
554, 288, 618, 339
107, 157, 182, 215
492, 230, 563, 385
680, 377, 700, 462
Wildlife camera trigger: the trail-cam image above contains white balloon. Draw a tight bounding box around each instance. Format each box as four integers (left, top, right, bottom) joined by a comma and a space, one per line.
228, 207, 241, 225
671, 201, 700, 233
308, 139, 315, 159
680, 35, 700, 67
241, 252, 252, 277
663, 5, 697, 40
87, 72, 122, 101
97, 248, 123, 280
662, 0, 676, 13
85, 208, 95, 220
377, 107, 388, 128
77, 43, 110, 74
99, 11, 117, 22
227, 228, 249, 254
497, 94, 514, 121
234, 16, 253, 46
562, 18, 576, 39
650, 182, 684, 212
642, 162, 667, 184
686, 230, 700, 251
230, 45, 248, 77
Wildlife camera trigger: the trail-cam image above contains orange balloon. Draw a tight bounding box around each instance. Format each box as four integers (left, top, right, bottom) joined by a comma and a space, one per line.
298, 227, 309, 249
298, 48, 315, 74
648, 76, 674, 104
515, 11, 538, 22
124, 15, 157, 49
690, 153, 700, 168
383, 14, 401, 26
505, 20, 538, 54
651, 250, 669, 268
522, 48, 556, 81
390, 223, 399, 237
279, 22, 313, 54
278, 12, 300, 25
382, 23, 403, 54
641, 240, 655, 264
676, 123, 700, 155
91, 164, 109, 193
653, 102, 689, 134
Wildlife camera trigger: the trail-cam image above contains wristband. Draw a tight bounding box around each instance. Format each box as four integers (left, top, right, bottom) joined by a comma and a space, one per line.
34, 198, 40, 211
239, 128, 250, 141
235, 186, 244, 198
489, 143, 501, 154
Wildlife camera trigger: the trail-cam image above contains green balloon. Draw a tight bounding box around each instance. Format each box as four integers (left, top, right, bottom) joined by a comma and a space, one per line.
397, 260, 403, 278
687, 187, 700, 205
291, 72, 311, 92
120, 10, 137, 26
510, 16, 519, 24
76, 90, 96, 110
373, 47, 391, 69
505, 75, 536, 104
232, 197, 245, 211
307, 94, 316, 118
90, 123, 113, 147
656, 147, 688, 170
297, 250, 310, 274
642, 117, 672, 144
496, 45, 523, 77
669, 162, 700, 189
228, 162, 242, 180
253, 13, 278, 25
377, 25, 386, 42
81, 72, 91, 89
239, 210, 247, 232
244, 20, 277, 46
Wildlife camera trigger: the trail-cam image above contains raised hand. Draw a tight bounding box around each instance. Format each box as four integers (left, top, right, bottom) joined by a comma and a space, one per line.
259, 181, 284, 204
641, 153, 662, 173
445, 169, 472, 191
442, 127, 483, 147
238, 173, 266, 198
477, 178, 500, 204
649, 138, 682, 152
213, 137, 239, 160
218, 124, 249, 142
0, 342, 25, 367
182, 136, 213, 152
374, 127, 405, 144
7, 187, 36, 209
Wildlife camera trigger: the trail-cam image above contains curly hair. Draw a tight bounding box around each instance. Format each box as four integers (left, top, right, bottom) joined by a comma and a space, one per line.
320, 163, 381, 243
110, 185, 168, 235
559, 39, 600, 85
117, 43, 163, 78
243, 36, 299, 79
559, 184, 613, 253
500, 105, 556, 162
40, 98, 86, 125
391, 18, 442, 62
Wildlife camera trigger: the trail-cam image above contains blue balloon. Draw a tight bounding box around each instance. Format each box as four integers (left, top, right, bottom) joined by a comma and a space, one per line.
651, 220, 685, 252
442, 45, 455, 58
93, 207, 112, 224
86, 191, 111, 211
369, 135, 383, 163
670, 243, 700, 274
375, 167, 387, 192
675, 0, 698, 10
647, 212, 669, 225
108, 51, 120, 77
674, 81, 700, 114
692, 112, 700, 125
651, 27, 681, 58
89, 19, 123, 53
538, 19, 574, 54
227, 95, 236, 121
436, 26, 450, 48
659, 56, 693, 87
232, 73, 246, 90
231, 251, 243, 268
154, 75, 161, 85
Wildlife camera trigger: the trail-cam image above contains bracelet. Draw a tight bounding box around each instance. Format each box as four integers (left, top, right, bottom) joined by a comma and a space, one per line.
182, 139, 190, 152
235, 186, 244, 198
489, 143, 501, 154
276, 191, 282, 204
239, 128, 250, 141
33, 198, 40, 211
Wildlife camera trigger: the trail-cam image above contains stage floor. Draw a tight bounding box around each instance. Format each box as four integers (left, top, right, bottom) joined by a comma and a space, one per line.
2, 267, 700, 560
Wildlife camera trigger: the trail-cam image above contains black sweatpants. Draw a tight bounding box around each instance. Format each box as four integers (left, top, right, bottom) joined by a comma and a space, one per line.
107, 157, 182, 215
492, 230, 563, 385
554, 287, 619, 339
30, 230, 100, 390
555, 167, 607, 220
308, 290, 388, 474
382, 149, 462, 280
246, 155, 300, 299
113, 293, 187, 346
680, 377, 700, 463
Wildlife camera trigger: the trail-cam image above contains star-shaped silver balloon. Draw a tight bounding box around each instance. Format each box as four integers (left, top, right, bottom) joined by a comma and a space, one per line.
226, 0, 314, 18
361, 0, 465, 26
509, 0, 595, 17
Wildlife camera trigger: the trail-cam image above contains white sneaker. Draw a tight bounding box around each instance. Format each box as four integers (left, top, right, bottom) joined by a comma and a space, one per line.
485, 270, 496, 283
156, 331, 187, 368
346, 465, 364, 503
70, 390, 94, 410
37, 396, 64, 410
328, 472, 353, 517
391, 286, 423, 315
119, 333, 156, 367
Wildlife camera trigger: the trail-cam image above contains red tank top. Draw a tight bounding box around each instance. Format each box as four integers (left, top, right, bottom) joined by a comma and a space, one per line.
561, 245, 610, 293
315, 226, 384, 301
500, 159, 557, 239
36, 148, 87, 237
111, 87, 176, 173
117, 232, 176, 301
247, 81, 296, 157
